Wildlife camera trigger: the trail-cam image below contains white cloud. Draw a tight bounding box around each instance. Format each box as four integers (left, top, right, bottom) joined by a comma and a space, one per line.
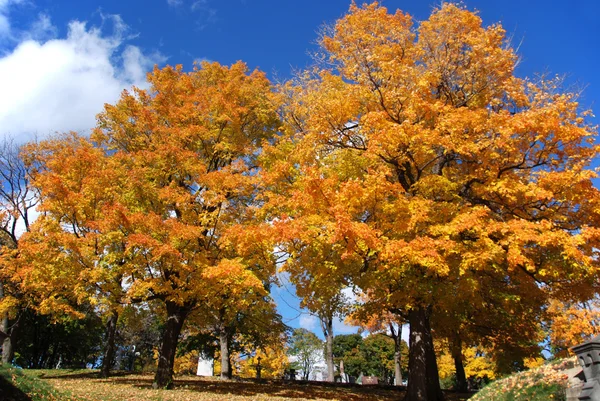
193, 56, 213, 65
0, 0, 24, 40
332, 316, 359, 335
299, 314, 319, 331
25, 13, 58, 42
166, 0, 183, 7
0, 14, 165, 141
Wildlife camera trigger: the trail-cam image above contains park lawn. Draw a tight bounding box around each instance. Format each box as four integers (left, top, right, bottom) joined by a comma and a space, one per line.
0, 364, 79, 401
11, 369, 474, 401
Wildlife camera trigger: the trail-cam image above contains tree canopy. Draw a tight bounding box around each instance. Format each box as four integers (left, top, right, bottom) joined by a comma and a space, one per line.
259, 2, 600, 400
0, 3, 598, 401
18, 61, 282, 387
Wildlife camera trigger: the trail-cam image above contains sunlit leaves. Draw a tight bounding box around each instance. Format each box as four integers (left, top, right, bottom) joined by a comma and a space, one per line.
261, 1, 600, 376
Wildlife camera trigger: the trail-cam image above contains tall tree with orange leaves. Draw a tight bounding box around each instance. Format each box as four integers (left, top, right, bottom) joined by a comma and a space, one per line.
20, 132, 136, 377
275, 228, 353, 382
92, 61, 280, 388
260, 3, 600, 400
22, 61, 280, 388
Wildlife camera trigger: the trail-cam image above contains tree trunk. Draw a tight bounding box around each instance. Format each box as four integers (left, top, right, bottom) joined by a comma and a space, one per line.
1, 327, 15, 364
48, 337, 59, 369
219, 329, 231, 380
153, 302, 188, 389
392, 324, 403, 386
101, 310, 119, 378
1, 314, 12, 364
323, 316, 335, 382
406, 306, 444, 401
1, 313, 19, 364
0, 283, 15, 365
227, 357, 233, 378
451, 337, 468, 392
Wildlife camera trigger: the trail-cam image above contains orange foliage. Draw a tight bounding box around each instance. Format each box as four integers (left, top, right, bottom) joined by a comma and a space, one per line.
547, 298, 600, 357
20, 61, 281, 385
260, 2, 600, 398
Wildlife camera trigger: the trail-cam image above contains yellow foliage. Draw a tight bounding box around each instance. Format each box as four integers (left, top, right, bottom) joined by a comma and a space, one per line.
437, 344, 497, 381
464, 348, 497, 380
174, 350, 200, 375
237, 346, 288, 379
437, 350, 455, 381
524, 357, 546, 370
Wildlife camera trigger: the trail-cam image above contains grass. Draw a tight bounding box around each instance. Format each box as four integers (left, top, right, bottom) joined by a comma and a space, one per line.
0, 364, 81, 401
2, 368, 475, 401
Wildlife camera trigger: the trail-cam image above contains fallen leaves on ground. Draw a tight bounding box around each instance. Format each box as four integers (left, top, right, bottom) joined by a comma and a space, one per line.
26, 370, 473, 401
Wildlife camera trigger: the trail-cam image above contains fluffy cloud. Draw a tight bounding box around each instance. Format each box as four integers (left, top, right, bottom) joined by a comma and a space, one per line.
333, 316, 359, 335
0, 12, 164, 141
299, 314, 319, 331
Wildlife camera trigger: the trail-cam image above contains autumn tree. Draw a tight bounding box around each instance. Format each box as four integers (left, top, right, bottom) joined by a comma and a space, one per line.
0, 138, 38, 364
90, 61, 280, 388
261, 3, 600, 401
436, 343, 496, 389
238, 345, 289, 379
190, 289, 287, 379
18, 60, 279, 387
429, 260, 546, 390
20, 133, 131, 377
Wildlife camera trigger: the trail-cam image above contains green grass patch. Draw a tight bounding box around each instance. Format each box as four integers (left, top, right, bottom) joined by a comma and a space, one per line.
0, 364, 80, 401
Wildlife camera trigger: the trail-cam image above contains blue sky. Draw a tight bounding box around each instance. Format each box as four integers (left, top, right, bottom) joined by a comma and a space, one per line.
0, 0, 598, 338
1, 0, 597, 138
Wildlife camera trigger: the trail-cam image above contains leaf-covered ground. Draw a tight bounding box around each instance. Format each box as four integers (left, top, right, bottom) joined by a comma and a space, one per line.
6, 368, 475, 401
470, 358, 576, 401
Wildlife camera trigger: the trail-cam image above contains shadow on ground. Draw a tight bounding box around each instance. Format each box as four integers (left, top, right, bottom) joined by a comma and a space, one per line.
0, 375, 31, 401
